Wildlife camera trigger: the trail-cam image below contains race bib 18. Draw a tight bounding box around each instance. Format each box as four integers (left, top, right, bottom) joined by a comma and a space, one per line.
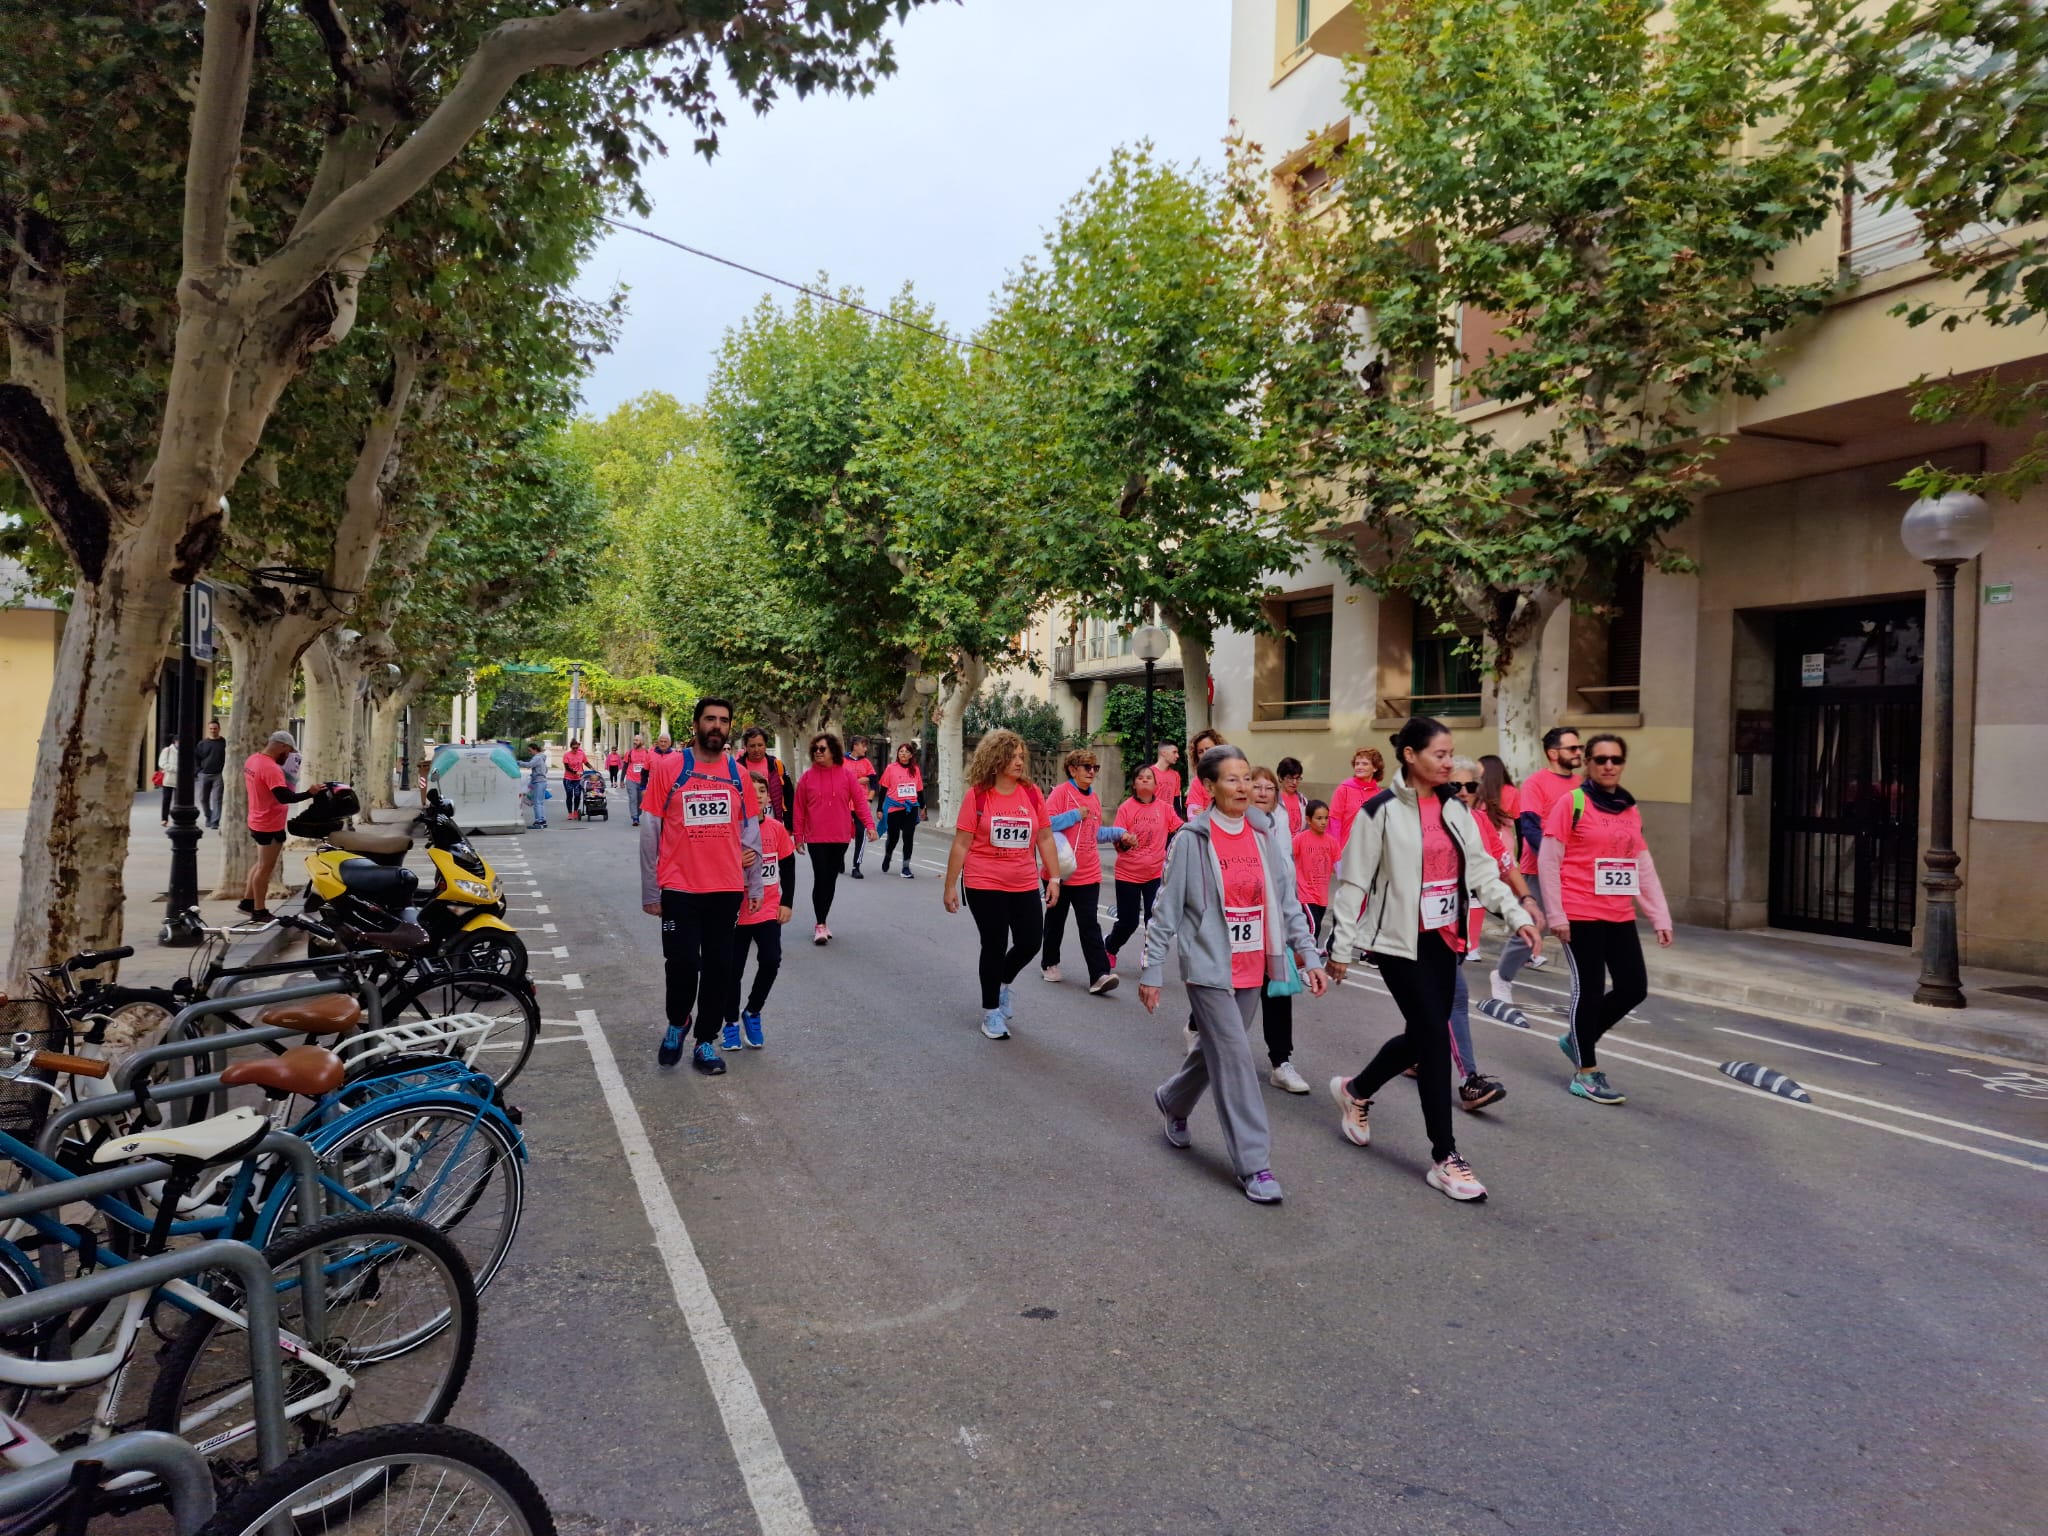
1595, 858, 1639, 894
1225, 905, 1264, 955
1420, 879, 1459, 930
989, 816, 1033, 851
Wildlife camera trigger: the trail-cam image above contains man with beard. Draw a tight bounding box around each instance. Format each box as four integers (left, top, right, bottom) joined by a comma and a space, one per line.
641, 698, 763, 1075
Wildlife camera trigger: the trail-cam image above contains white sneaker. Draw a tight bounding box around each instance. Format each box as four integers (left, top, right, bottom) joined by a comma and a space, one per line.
1426, 1154, 1487, 1201
1527, 949, 1549, 970
1488, 969, 1514, 1004
1269, 1060, 1311, 1094
1042, 965, 1062, 983
1088, 973, 1119, 995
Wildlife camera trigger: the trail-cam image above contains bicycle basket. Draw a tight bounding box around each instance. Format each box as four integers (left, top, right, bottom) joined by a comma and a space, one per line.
0, 997, 70, 1143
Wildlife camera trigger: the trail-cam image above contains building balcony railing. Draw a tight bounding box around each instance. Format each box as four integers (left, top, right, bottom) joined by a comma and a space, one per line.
1253, 697, 1332, 722
1380, 692, 1483, 722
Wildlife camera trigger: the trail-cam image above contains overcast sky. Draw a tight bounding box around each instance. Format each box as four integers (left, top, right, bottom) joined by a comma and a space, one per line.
573, 0, 1232, 417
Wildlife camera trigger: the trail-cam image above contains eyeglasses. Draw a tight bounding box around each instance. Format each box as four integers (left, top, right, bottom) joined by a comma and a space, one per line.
1450, 781, 1481, 793
1589, 754, 1625, 766
811, 747, 830, 756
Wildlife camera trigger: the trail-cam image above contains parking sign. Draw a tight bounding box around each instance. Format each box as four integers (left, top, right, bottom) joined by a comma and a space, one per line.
188, 581, 215, 663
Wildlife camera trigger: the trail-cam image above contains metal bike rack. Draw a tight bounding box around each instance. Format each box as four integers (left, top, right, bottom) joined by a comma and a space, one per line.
114, 975, 381, 1093
0, 1429, 214, 1533
0, 1232, 292, 1472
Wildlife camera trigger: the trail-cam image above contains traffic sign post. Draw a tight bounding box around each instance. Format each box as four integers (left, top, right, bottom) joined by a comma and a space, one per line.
161, 583, 210, 945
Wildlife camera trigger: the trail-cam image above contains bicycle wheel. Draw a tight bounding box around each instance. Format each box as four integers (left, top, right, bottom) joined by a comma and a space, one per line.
376, 969, 539, 1088
265, 1099, 524, 1294
146, 1211, 477, 1476
196, 1421, 555, 1536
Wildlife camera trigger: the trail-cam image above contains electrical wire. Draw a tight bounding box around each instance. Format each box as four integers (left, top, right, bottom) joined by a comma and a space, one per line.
597, 215, 1013, 359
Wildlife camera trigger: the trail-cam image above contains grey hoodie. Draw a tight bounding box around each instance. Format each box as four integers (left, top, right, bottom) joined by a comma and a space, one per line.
1139, 806, 1322, 992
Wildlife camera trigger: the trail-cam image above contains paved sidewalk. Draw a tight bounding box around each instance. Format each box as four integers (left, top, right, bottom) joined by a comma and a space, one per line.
0, 794, 292, 989
1642, 922, 2048, 1065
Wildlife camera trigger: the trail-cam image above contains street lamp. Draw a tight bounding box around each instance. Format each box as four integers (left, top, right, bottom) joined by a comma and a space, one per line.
1900, 490, 1993, 1009
1133, 624, 1171, 773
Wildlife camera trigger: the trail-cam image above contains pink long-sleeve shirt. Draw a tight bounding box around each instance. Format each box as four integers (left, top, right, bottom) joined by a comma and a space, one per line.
1537, 794, 1672, 930
792, 762, 878, 846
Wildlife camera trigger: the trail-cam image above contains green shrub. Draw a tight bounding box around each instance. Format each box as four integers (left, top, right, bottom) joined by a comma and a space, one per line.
1101, 684, 1186, 754
966, 683, 1068, 754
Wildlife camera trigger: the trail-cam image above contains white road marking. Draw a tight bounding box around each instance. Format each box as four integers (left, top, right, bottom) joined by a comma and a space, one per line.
1713, 1027, 1879, 1066
534, 904, 550, 914
956, 1426, 983, 1461
577, 1006, 818, 1535
542, 922, 558, 933
552, 945, 570, 959
530, 973, 584, 990
475, 1033, 586, 1051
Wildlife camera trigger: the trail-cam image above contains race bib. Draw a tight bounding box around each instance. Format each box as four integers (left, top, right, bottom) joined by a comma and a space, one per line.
1595, 858, 1639, 895
1225, 905, 1265, 955
1420, 878, 1459, 930
681, 788, 732, 827
757, 856, 779, 889
989, 816, 1033, 851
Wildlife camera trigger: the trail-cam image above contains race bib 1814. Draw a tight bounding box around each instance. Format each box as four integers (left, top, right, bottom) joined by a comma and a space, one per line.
989, 816, 1033, 851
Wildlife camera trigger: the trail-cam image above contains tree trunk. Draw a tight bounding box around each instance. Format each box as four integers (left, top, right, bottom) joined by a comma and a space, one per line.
1166, 615, 1212, 737
1488, 590, 1565, 780
881, 671, 922, 752
5, 549, 177, 984
934, 655, 988, 828
299, 630, 355, 788
210, 623, 301, 901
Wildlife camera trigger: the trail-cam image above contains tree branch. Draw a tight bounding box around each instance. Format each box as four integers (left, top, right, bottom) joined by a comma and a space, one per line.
326, 341, 421, 599
185, 0, 261, 274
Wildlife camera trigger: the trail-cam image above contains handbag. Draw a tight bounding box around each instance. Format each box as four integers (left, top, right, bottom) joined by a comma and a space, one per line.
1050, 831, 1078, 880
150, 769, 165, 788
1266, 947, 1305, 998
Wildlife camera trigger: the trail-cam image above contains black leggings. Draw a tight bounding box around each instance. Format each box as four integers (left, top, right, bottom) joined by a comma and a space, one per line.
965, 886, 1043, 1010
727, 922, 783, 1020
660, 888, 744, 1043
883, 808, 918, 866
1562, 918, 1647, 1069
1261, 987, 1293, 1068
1104, 877, 1160, 957
564, 777, 583, 814
1346, 931, 1460, 1162
808, 841, 848, 922
1042, 881, 1109, 981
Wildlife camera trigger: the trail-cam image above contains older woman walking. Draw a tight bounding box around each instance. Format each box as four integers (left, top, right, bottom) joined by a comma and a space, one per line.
1141, 745, 1329, 1205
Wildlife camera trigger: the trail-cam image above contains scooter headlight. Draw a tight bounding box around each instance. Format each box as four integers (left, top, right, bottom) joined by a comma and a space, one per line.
454, 877, 497, 901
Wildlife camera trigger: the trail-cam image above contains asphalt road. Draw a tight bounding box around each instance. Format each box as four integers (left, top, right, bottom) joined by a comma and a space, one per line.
447, 806, 2047, 1536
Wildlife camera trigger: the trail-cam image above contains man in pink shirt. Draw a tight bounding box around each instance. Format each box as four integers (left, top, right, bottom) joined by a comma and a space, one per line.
623, 733, 655, 826
239, 730, 321, 922
1484, 725, 1581, 1015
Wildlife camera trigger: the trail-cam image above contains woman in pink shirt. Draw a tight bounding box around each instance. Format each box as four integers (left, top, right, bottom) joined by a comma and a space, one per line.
1183, 729, 1226, 814
791, 732, 878, 945
1292, 799, 1339, 939
1328, 747, 1386, 847
876, 743, 925, 878
1104, 765, 1182, 970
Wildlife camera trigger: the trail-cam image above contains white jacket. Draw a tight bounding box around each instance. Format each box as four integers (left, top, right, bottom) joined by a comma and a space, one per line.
1327, 770, 1532, 964
155, 745, 179, 790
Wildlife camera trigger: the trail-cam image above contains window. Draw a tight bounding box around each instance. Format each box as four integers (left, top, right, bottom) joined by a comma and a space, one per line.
1294, 0, 1311, 49
1282, 597, 1333, 720
1571, 557, 1643, 714
1412, 605, 1481, 716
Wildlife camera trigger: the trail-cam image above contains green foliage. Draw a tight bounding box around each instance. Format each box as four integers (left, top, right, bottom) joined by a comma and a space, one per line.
1782, 0, 2048, 499
965, 683, 1067, 755
1247, 0, 1838, 666
1100, 685, 1186, 755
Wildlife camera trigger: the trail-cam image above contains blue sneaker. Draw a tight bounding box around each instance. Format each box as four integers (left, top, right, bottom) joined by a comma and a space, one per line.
719, 1022, 743, 1051
981, 1008, 1010, 1040
1570, 1070, 1625, 1105
657, 1024, 686, 1067
998, 983, 1014, 1021
691, 1040, 727, 1075
1558, 1031, 1579, 1067
741, 1011, 764, 1048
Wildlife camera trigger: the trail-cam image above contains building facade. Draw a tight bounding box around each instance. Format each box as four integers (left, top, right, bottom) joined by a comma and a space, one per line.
1199, 0, 2048, 973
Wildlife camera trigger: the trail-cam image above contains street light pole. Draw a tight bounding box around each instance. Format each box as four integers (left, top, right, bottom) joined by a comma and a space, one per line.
1900, 490, 1993, 1010
1132, 624, 1171, 780
160, 582, 210, 946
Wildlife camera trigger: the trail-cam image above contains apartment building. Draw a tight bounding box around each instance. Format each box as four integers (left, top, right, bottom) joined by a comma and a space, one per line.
1202, 0, 2048, 972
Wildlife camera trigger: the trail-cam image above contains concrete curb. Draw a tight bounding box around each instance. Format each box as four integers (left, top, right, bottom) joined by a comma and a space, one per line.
1646, 964, 2048, 1067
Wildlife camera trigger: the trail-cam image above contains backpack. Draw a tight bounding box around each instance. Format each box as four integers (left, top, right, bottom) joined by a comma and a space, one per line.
658, 748, 760, 823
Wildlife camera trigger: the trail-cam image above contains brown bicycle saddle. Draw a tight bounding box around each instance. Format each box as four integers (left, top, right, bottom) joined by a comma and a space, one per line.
220, 1044, 346, 1098
256, 993, 365, 1035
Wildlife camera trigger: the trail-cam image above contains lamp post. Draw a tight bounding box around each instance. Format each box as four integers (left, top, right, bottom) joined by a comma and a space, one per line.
566, 662, 585, 747
159, 578, 214, 947
1133, 624, 1171, 773
1900, 489, 1993, 1009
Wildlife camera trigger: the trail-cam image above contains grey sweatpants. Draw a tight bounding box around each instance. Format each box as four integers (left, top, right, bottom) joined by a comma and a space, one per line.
1157, 984, 1270, 1178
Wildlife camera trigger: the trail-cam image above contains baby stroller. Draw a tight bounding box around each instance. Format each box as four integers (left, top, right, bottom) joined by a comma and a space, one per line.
580, 766, 610, 821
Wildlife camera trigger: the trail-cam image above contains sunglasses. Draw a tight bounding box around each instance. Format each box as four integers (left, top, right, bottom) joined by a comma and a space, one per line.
1450, 781, 1481, 794
811, 747, 831, 756
1589, 754, 1626, 766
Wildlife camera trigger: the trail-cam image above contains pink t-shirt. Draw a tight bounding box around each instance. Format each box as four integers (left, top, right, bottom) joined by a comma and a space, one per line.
1329, 775, 1381, 847
644, 751, 756, 895
1518, 769, 1578, 874
1211, 819, 1268, 989
957, 782, 1048, 893
1153, 765, 1183, 807
1293, 826, 1339, 908
1186, 776, 1211, 814
741, 820, 795, 926
1112, 796, 1183, 883
1279, 789, 1306, 835
878, 762, 923, 809
1047, 780, 1105, 884
244, 753, 288, 833
1544, 791, 1648, 924
1417, 794, 1465, 951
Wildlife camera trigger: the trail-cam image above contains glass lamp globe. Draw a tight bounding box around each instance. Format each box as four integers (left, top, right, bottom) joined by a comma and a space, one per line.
1133, 624, 1171, 662
1900, 491, 1993, 565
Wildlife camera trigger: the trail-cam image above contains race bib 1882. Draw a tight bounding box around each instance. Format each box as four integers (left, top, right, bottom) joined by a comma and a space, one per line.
681, 789, 732, 827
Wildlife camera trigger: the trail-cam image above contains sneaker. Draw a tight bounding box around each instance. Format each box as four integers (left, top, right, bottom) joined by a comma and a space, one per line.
1426, 1153, 1487, 1201
249, 908, 277, 924
1459, 1074, 1507, 1112
1088, 973, 1119, 996
1329, 1077, 1372, 1146
657, 1025, 686, 1067
691, 1040, 727, 1075
999, 984, 1014, 1020
981, 1008, 1011, 1041
1527, 948, 1549, 970
1242, 1170, 1284, 1204
1042, 965, 1062, 984
901, 867, 916, 879
631, 817, 641, 827
1558, 1032, 1579, 1067
850, 867, 864, 880
1570, 1070, 1626, 1105
1488, 969, 1513, 1004
814, 924, 828, 946
1105, 951, 1118, 971
1477, 998, 1531, 1028
741, 1011, 764, 1049
236, 898, 255, 914
1153, 1087, 1191, 1149
1402, 1065, 1418, 1079
1269, 1060, 1311, 1094
880, 856, 891, 872
719, 1022, 743, 1051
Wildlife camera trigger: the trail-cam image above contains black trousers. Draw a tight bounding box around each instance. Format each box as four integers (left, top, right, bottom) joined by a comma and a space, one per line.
1260, 986, 1293, 1068
1042, 880, 1109, 981
1347, 931, 1460, 1162
850, 814, 867, 872
1305, 902, 1327, 947
1104, 877, 1160, 957
727, 921, 784, 1021
1561, 918, 1647, 1069
564, 777, 583, 814
660, 888, 744, 1042
882, 808, 918, 867
965, 886, 1043, 1009
608, 765, 620, 785
808, 841, 848, 922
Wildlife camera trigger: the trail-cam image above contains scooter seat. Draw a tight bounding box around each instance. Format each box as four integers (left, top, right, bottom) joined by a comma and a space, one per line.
329, 829, 412, 860
220, 1045, 345, 1098
91, 1105, 269, 1166
258, 993, 364, 1036
348, 921, 430, 955
335, 859, 419, 905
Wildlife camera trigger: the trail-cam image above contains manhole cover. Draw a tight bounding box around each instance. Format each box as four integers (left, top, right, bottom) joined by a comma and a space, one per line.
1988, 984, 2048, 1006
